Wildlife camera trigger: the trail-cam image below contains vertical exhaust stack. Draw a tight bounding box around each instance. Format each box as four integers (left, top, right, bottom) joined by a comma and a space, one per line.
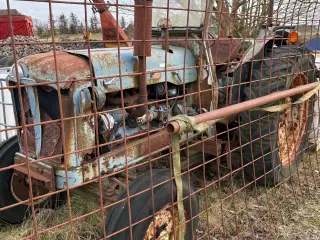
134, 0, 153, 57
133, 0, 153, 117
267, 0, 274, 27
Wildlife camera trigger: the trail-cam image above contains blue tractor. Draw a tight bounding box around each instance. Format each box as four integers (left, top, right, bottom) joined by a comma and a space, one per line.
0, 0, 317, 238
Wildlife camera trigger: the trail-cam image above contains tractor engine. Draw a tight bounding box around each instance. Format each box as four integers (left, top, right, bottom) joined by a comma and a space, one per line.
8, 45, 202, 172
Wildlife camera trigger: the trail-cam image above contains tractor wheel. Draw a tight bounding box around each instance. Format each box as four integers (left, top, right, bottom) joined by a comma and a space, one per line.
0, 136, 66, 224
239, 46, 317, 185
106, 169, 199, 239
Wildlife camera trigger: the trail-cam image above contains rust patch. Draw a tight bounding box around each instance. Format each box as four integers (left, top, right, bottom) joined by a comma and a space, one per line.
190, 138, 222, 156
20, 91, 36, 157
92, 52, 118, 69
210, 38, 243, 63
103, 130, 170, 168
140, 131, 170, 156
13, 154, 55, 192
144, 208, 173, 240
19, 51, 90, 89
20, 88, 63, 163
20, 121, 36, 157
278, 73, 309, 166
40, 112, 61, 163
61, 93, 76, 166
144, 204, 186, 240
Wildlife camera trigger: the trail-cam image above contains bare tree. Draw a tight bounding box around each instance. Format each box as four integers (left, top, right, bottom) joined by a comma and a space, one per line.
274, 0, 320, 25
33, 19, 50, 38
151, 0, 270, 37
106, 0, 319, 38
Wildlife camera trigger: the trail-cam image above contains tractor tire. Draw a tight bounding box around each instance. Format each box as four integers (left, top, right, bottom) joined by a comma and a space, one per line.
239, 46, 317, 185
0, 136, 66, 224
106, 169, 199, 239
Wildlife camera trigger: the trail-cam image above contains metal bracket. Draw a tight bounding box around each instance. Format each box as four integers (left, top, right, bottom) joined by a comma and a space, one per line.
13, 153, 55, 192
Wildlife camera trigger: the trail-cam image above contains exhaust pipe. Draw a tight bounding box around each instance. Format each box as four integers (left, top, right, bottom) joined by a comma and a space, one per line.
267, 0, 274, 27
131, 0, 153, 118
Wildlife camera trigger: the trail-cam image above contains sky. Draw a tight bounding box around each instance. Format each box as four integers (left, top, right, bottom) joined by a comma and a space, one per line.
0, 0, 132, 24
0, 0, 205, 27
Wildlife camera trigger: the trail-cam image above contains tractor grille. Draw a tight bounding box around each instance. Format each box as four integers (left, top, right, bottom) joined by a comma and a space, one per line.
20, 88, 62, 164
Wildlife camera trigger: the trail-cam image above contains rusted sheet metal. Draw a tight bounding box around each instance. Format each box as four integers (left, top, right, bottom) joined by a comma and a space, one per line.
104, 130, 170, 169
67, 81, 96, 167
210, 38, 243, 63
14, 152, 55, 192
190, 138, 222, 156
26, 86, 41, 157
53, 130, 170, 188
67, 46, 198, 92
13, 128, 197, 189
17, 79, 42, 159
71, 178, 125, 205
60, 92, 77, 167
13, 51, 90, 89
82, 130, 170, 182
228, 38, 274, 73
241, 38, 273, 62
19, 83, 62, 164
40, 112, 61, 162
278, 73, 309, 166
55, 167, 83, 189
20, 92, 36, 157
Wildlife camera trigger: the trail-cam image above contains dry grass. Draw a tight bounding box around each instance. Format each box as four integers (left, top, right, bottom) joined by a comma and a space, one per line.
0, 151, 319, 239
36, 33, 103, 41
0, 195, 104, 240
197, 151, 320, 239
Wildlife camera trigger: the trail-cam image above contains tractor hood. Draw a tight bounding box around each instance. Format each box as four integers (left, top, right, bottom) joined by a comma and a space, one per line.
9, 46, 197, 92
10, 51, 91, 89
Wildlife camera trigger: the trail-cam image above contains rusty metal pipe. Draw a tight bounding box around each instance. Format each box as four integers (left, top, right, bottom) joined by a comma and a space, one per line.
137, 56, 148, 116
267, 0, 274, 27
134, 0, 153, 57
133, 0, 153, 117
167, 82, 320, 133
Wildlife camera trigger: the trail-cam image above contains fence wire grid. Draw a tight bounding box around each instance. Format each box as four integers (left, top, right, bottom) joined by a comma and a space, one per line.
0, 0, 320, 239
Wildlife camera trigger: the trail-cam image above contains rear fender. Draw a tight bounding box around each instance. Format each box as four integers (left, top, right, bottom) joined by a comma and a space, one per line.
228, 37, 274, 74
210, 38, 243, 63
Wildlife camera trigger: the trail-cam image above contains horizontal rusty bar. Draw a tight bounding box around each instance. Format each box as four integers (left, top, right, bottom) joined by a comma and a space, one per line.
167, 82, 320, 133
14, 153, 55, 191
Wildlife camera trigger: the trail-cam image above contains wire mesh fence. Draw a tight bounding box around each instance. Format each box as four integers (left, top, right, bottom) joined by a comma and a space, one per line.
0, 0, 320, 239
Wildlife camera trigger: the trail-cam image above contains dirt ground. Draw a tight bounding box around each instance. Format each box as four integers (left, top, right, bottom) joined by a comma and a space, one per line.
0, 151, 319, 240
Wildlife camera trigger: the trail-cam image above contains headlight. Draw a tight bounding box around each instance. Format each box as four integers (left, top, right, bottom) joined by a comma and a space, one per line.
79, 87, 106, 115
79, 88, 92, 115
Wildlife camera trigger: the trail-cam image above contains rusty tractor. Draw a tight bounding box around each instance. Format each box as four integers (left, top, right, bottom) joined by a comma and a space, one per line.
0, 0, 318, 239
